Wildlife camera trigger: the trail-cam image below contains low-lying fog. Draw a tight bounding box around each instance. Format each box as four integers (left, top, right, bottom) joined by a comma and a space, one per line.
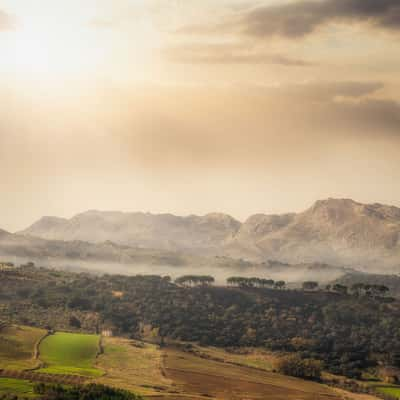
3, 256, 354, 286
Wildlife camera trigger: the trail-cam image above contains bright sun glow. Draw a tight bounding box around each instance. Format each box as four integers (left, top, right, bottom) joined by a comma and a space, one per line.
0, 0, 171, 88
10, 17, 108, 81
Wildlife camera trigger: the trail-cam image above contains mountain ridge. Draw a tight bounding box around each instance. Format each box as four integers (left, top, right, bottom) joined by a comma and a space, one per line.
14, 198, 400, 271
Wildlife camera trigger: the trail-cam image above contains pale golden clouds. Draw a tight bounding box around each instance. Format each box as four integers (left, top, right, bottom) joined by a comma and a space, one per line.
0, 1, 400, 231
164, 42, 314, 66
0, 10, 14, 31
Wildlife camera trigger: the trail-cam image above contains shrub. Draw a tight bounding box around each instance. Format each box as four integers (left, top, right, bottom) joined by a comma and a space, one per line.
33, 383, 143, 400
276, 354, 322, 380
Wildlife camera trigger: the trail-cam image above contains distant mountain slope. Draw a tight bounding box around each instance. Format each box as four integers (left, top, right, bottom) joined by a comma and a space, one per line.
227, 199, 400, 269
18, 198, 400, 270
20, 210, 241, 256
0, 230, 195, 268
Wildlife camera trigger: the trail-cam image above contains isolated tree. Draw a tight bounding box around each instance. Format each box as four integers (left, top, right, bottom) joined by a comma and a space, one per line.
260, 279, 274, 288
69, 316, 81, 329
275, 281, 286, 290
333, 284, 348, 295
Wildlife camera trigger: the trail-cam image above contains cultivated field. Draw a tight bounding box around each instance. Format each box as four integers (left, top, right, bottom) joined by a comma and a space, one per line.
95, 337, 172, 397
156, 347, 342, 400
38, 332, 102, 377
0, 326, 392, 400
0, 325, 46, 370
180, 344, 276, 371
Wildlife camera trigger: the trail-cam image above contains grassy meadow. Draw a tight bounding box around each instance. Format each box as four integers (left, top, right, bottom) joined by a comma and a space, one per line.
38, 332, 102, 377
0, 325, 46, 370
0, 378, 37, 398
375, 385, 400, 399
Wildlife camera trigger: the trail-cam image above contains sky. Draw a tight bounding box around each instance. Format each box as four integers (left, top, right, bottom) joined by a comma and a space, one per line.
1, 0, 400, 231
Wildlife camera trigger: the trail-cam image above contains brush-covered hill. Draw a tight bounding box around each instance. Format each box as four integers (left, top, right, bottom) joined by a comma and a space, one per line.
19, 199, 400, 271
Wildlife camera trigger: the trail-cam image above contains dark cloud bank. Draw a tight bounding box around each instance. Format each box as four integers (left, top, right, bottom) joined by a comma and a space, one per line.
242, 0, 400, 38
180, 0, 400, 39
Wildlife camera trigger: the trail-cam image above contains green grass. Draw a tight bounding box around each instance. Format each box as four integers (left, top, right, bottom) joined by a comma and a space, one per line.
0, 378, 37, 398
0, 325, 47, 370
375, 385, 400, 398
39, 332, 102, 377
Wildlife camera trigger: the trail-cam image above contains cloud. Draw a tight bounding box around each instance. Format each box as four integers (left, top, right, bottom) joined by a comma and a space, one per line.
178, 0, 400, 40
276, 81, 384, 100
164, 43, 313, 66
89, 18, 117, 30
241, 0, 400, 38
103, 80, 400, 171
1, 81, 398, 176
0, 10, 14, 31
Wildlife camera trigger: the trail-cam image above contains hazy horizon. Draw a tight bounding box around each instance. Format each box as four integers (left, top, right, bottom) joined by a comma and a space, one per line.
1, 0, 400, 232
6, 196, 400, 235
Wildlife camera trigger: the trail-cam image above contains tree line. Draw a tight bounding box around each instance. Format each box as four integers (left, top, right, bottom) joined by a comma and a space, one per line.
227, 277, 286, 289
173, 275, 390, 298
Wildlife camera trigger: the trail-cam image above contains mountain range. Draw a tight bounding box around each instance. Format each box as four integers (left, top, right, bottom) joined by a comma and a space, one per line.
1, 198, 400, 273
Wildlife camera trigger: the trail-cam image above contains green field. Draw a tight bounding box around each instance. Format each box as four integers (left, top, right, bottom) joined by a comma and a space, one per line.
39, 332, 102, 377
0, 378, 37, 398
375, 385, 400, 398
0, 325, 47, 370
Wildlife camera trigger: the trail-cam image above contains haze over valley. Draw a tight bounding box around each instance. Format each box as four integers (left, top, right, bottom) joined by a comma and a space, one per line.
1, 198, 399, 284
1, 1, 400, 399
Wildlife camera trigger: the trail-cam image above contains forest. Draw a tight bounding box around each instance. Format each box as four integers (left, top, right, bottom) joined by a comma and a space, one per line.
0, 264, 399, 379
